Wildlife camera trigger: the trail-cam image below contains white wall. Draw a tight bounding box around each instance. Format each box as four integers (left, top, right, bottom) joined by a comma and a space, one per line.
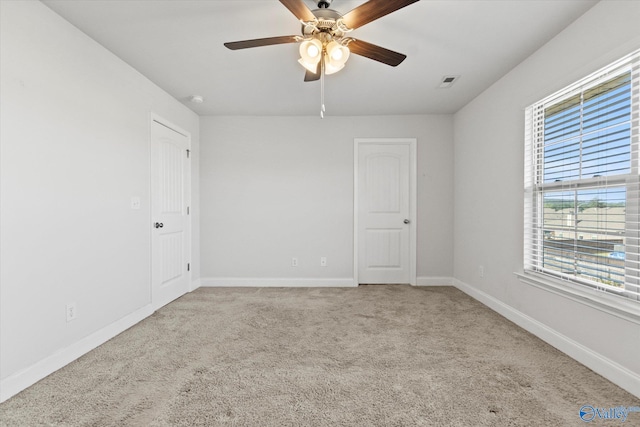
200, 115, 454, 285
453, 0, 640, 395
0, 0, 199, 401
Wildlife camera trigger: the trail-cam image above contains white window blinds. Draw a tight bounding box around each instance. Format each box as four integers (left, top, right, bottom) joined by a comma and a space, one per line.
524, 49, 640, 302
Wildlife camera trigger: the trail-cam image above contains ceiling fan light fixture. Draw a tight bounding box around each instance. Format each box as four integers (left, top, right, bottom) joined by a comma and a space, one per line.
224, 0, 422, 116
299, 39, 322, 62
325, 40, 350, 71
298, 58, 319, 73
328, 43, 343, 61
324, 61, 345, 75
298, 38, 323, 72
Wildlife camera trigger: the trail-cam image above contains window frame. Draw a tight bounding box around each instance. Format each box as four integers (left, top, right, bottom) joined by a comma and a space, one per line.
523, 49, 640, 319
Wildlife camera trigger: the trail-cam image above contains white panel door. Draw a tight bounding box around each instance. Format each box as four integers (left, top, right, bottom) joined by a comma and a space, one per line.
357, 142, 414, 284
151, 119, 190, 310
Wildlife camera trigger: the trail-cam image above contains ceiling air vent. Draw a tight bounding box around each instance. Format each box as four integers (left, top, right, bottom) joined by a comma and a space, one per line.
438, 75, 460, 88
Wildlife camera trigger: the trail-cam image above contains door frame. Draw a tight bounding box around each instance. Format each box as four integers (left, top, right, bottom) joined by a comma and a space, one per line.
149, 113, 192, 310
354, 138, 417, 286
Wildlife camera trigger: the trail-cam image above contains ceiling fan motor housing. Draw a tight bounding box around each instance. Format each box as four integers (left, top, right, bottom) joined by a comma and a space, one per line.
302, 7, 348, 42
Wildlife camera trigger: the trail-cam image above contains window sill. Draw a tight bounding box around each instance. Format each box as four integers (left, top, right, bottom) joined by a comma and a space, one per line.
515, 271, 640, 326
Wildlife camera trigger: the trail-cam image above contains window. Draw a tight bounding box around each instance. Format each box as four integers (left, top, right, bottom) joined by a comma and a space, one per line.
524, 50, 640, 303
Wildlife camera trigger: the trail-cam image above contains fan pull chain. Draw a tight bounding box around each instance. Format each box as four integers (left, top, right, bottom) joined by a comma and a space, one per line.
320, 56, 326, 119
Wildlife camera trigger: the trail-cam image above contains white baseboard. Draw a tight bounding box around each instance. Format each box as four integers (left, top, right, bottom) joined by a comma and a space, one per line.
190, 278, 202, 292
415, 276, 454, 286
202, 277, 453, 288
452, 279, 640, 399
0, 304, 154, 403
201, 277, 356, 287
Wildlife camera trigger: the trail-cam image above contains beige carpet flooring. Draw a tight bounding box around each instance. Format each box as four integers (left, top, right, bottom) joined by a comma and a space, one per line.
0, 285, 638, 426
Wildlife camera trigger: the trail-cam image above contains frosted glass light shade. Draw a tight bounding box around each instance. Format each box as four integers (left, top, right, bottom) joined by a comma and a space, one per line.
324, 62, 345, 75
298, 58, 319, 73
299, 39, 322, 63
325, 41, 349, 68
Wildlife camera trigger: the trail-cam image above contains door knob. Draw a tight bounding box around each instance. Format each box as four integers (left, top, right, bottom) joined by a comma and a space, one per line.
404, 219, 410, 224
154, 222, 164, 229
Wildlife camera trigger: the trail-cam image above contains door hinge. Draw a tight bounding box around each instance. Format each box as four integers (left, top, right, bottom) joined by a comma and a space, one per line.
186, 149, 190, 158
187, 263, 190, 272
187, 206, 190, 215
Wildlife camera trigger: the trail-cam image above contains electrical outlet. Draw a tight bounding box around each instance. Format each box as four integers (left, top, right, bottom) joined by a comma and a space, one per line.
479, 266, 485, 278
66, 303, 77, 322
320, 257, 327, 267
291, 257, 298, 267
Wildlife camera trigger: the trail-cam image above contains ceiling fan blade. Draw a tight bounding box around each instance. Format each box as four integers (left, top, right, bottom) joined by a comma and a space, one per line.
224, 36, 299, 50
279, 0, 316, 22
341, 0, 420, 30
304, 62, 321, 82
347, 39, 407, 66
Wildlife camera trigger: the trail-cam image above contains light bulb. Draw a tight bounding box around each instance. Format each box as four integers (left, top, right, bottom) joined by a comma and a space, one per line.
299, 39, 322, 63
307, 44, 320, 58
331, 48, 343, 61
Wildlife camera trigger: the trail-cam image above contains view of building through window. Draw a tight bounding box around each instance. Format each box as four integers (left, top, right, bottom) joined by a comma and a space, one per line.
541, 74, 630, 288
525, 50, 639, 301
542, 189, 626, 287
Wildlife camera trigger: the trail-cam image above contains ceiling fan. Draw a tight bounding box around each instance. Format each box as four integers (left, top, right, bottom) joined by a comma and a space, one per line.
224, 0, 420, 82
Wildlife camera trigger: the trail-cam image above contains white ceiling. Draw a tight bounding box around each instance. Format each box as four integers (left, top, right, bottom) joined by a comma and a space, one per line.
42, 0, 598, 116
